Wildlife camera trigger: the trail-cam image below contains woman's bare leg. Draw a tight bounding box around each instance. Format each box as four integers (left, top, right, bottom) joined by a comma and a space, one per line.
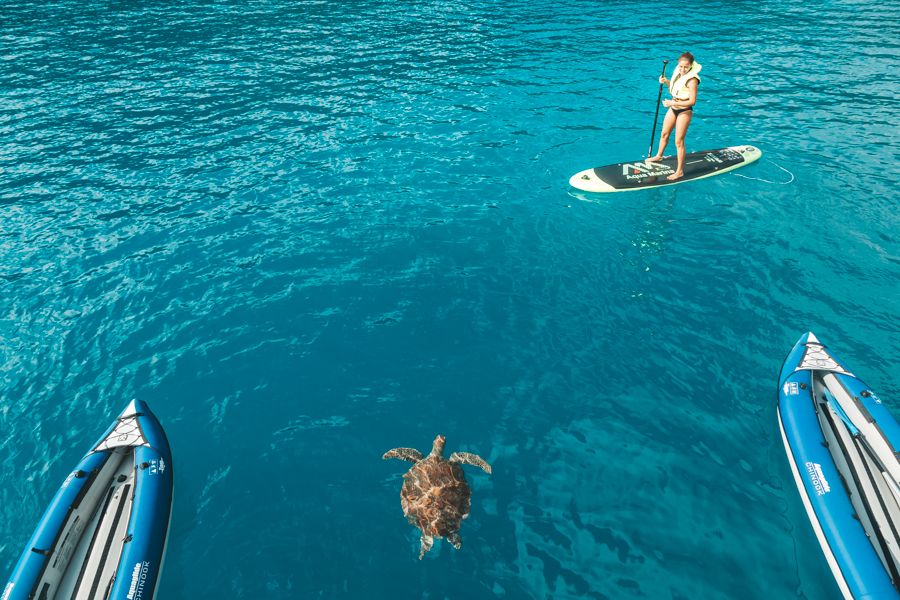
648, 109, 676, 162
667, 110, 693, 180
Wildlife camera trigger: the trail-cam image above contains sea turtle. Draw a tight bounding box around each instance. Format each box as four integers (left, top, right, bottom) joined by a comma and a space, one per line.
383, 434, 491, 559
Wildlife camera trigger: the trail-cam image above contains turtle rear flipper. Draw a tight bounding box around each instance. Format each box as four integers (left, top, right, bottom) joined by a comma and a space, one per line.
449, 451, 492, 474
383, 448, 424, 462
418, 534, 434, 559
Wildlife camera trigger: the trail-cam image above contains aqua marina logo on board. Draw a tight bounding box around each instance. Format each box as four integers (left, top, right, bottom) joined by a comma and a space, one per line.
621, 162, 672, 178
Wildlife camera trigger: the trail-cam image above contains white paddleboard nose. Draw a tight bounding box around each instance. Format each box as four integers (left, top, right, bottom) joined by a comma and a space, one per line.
736, 145, 762, 162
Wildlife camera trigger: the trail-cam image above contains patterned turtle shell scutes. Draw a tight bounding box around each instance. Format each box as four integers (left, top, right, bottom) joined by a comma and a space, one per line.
400, 457, 471, 537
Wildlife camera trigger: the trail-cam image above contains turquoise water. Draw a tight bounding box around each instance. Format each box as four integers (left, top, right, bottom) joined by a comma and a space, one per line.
2, 0, 898, 597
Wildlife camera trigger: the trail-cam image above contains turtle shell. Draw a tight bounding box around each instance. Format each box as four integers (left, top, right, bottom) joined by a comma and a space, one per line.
400, 456, 471, 537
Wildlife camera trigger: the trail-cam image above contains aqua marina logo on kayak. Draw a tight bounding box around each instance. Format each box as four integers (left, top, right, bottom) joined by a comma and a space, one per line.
127, 561, 150, 600
805, 461, 831, 496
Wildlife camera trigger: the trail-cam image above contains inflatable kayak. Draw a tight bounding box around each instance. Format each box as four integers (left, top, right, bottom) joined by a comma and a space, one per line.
3, 400, 173, 600
778, 332, 900, 600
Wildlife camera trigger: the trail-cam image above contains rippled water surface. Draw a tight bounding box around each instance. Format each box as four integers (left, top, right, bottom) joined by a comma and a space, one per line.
2, 0, 899, 598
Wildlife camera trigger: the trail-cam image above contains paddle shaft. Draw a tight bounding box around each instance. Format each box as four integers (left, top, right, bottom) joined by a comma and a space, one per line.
647, 60, 669, 158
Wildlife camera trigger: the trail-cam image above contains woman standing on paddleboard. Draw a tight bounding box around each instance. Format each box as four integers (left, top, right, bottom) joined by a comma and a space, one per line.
648, 52, 700, 181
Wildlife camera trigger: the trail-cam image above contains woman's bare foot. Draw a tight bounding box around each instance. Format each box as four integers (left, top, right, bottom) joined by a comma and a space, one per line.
666, 170, 684, 181
646, 155, 664, 162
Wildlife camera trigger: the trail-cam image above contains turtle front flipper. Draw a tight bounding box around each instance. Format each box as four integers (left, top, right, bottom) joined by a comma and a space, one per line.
418, 534, 434, 559
383, 448, 424, 462
449, 451, 492, 474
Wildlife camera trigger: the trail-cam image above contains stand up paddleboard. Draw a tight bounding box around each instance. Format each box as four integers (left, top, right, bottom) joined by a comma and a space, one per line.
569, 146, 761, 192
778, 333, 900, 600
3, 400, 173, 600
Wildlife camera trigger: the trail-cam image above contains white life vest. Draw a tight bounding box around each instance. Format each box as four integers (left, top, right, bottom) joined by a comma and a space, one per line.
669, 62, 702, 101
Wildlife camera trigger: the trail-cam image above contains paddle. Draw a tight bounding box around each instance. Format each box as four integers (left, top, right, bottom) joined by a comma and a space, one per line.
647, 59, 669, 159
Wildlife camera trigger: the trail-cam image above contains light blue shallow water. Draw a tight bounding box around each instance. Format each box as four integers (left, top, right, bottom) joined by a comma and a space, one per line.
1, 0, 899, 598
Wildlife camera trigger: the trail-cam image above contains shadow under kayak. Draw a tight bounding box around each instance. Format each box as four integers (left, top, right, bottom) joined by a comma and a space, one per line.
778, 332, 900, 600
3, 400, 173, 600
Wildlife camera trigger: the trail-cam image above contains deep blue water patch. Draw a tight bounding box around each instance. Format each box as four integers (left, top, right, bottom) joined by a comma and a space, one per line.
1, 0, 898, 598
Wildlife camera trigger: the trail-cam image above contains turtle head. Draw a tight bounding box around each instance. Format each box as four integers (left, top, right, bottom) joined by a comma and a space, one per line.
430, 434, 446, 458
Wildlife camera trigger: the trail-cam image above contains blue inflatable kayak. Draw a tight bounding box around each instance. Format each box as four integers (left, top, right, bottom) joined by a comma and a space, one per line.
3, 400, 173, 600
778, 333, 900, 600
